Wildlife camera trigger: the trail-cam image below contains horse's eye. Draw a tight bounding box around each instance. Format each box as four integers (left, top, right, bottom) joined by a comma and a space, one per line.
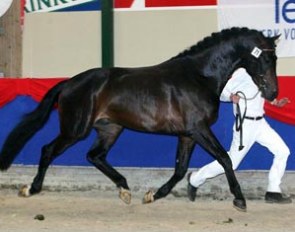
264, 54, 275, 64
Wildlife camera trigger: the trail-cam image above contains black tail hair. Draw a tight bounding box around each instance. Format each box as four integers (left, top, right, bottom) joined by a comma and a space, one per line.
0, 80, 67, 171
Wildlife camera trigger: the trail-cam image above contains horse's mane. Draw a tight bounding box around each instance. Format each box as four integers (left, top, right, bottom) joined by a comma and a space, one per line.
171, 27, 264, 60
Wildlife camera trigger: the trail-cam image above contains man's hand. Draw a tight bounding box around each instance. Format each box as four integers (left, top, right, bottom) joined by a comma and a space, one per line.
271, 97, 290, 107
230, 93, 240, 104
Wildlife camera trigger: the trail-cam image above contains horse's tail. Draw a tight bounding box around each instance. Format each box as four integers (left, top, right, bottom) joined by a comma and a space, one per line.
0, 80, 68, 171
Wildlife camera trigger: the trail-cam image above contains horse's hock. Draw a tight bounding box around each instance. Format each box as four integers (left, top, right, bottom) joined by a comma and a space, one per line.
1, 166, 294, 200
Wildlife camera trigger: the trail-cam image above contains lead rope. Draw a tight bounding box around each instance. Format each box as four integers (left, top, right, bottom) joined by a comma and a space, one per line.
235, 91, 247, 151
234, 89, 261, 151
238, 90, 260, 101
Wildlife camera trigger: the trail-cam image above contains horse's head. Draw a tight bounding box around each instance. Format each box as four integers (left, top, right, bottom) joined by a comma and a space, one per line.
242, 34, 279, 101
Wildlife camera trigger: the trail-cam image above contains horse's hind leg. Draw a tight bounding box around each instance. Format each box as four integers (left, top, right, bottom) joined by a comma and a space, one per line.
19, 135, 76, 197
87, 120, 131, 204
143, 136, 195, 203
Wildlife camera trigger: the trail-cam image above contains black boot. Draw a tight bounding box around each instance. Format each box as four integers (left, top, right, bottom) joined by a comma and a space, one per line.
187, 172, 198, 202
265, 192, 292, 204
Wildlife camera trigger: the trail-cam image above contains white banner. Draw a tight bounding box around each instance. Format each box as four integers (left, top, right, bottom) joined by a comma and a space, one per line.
25, 0, 95, 13
217, 0, 295, 57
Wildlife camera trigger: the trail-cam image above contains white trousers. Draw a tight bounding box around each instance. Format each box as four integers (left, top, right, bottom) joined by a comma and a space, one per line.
190, 118, 290, 193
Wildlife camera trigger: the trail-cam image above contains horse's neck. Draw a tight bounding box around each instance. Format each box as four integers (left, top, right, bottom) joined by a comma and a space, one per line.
192, 49, 242, 96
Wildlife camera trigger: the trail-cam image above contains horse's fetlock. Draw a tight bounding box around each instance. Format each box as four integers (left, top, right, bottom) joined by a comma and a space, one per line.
30, 184, 42, 195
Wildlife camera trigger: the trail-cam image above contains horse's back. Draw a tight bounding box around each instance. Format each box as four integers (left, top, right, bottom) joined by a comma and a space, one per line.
56, 63, 219, 135
97, 63, 219, 133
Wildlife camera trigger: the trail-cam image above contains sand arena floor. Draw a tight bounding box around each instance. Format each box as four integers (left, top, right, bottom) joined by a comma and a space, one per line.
0, 189, 294, 232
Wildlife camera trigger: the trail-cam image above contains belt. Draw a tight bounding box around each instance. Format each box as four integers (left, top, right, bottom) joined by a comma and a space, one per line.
235, 90, 263, 151
235, 114, 264, 151
243, 115, 263, 121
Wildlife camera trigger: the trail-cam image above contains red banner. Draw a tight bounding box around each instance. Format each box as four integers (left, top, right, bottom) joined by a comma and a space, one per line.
264, 77, 295, 125
0, 78, 66, 107
146, 0, 217, 7
0, 77, 294, 125
114, 0, 217, 8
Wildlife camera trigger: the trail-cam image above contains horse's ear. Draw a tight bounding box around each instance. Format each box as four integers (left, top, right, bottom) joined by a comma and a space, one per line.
272, 34, 281, 44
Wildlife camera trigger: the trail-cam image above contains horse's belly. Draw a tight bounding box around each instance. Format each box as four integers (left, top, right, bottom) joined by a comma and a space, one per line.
109, 111, 185, 134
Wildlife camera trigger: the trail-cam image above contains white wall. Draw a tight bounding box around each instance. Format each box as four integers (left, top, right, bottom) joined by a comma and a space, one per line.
114, 9, 217, 67
22, 9, 295, 77
22, 12, 101, 77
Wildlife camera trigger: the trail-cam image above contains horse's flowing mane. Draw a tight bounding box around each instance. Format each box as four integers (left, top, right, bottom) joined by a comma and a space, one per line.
171, 27, 264, 60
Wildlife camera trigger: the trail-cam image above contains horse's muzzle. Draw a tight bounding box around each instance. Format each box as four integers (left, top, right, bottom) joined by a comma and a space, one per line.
263, 90, 278, 102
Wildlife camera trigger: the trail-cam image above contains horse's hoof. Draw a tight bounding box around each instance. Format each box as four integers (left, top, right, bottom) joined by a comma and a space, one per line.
233, 199, 247, 212
18, 185, 31, 197
142, 190, 154, 204
119, 188, 131, 204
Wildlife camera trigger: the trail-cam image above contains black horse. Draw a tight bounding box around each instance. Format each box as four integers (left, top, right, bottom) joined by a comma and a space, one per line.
0, 27, 279, 211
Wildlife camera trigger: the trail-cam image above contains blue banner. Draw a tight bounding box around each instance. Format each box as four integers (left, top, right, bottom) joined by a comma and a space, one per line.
1, 96, 294, 170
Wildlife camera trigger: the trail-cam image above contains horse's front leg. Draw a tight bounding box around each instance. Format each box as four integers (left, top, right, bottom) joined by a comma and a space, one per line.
143, 136, 195, 203
192, 125, 246, 212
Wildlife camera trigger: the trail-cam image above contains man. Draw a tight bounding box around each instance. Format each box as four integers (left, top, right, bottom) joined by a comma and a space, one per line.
188, 68, 291, 204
